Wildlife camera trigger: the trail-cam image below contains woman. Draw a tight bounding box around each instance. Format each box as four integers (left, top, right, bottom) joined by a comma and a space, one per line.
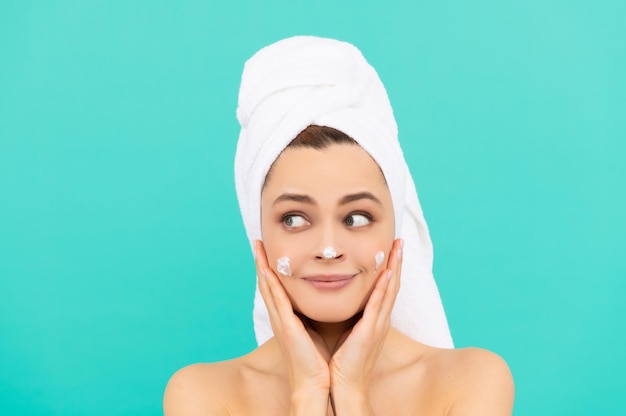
164, 36, 514, 415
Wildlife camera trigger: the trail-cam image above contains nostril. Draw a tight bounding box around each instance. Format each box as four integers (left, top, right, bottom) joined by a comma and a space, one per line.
315, 254, 343, 260
323, 246, 337, 259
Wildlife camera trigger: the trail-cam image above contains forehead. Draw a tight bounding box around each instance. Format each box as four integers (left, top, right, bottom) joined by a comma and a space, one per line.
262, 143, 388, 199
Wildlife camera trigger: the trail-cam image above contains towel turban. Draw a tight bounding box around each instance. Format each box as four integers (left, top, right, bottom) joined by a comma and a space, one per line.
235, 36, 453, 348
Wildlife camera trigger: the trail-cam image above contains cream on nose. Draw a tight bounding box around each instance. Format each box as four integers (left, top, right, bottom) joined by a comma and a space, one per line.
322, 246, 337, 259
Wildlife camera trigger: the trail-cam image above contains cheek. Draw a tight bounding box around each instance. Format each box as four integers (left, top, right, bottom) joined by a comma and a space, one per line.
345, 235, 391, 272
260, 216, 289, 274
262, 235, 310, 277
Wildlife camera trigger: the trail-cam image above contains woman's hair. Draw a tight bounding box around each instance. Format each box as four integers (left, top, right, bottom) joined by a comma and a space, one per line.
263, 125, 358, 188
287, 125, 357, 149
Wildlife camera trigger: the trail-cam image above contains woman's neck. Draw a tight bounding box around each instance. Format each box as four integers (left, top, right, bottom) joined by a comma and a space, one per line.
305, 313, 362, 353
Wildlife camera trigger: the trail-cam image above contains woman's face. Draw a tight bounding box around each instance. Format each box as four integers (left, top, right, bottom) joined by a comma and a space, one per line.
260, 143, 395, 323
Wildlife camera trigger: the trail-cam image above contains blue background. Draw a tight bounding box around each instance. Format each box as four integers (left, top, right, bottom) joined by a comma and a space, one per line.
1, 1, 624, 414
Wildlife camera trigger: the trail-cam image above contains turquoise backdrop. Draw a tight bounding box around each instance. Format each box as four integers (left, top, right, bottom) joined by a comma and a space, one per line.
1, 1, 624, 415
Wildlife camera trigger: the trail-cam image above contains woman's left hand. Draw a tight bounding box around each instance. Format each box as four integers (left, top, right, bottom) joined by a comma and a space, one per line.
329, 238, 404, 405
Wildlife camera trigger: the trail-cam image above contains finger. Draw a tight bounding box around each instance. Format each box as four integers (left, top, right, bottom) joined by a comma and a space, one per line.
255, 241, 302, 329
254, 241, 273, 303
359, 240, 401, 331
255, 241, 284, 304
359, 268, 393, 331
254, 242, 283, 329
378, 239, 403, 326
382, 238, 402, 272
367, 237, 400, 287
266, 269, 298, 321
359, 238, 404, 330
254, 241, 295, 332
254, 239, 271, 271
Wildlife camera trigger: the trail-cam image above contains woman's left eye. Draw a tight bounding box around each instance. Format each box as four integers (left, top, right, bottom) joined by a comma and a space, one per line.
345, 214, 371, 227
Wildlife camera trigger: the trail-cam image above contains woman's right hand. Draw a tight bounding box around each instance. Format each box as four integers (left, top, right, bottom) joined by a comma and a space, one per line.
254, 240, 331, 409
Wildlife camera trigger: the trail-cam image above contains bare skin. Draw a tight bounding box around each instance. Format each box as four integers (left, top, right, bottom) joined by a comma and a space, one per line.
164, 144, 514, 415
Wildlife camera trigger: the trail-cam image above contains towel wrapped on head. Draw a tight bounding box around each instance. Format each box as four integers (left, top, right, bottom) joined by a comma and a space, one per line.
235, 36, 453, 349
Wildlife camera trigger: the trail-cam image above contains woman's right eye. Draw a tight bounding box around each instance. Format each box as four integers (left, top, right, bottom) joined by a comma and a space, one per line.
282, 214, 308, 228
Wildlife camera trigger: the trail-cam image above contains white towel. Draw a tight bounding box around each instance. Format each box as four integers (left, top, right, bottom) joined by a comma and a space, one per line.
235, 36, 453, 349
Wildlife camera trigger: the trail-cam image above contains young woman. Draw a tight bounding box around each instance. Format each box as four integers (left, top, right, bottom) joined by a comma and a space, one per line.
164, 37, 514, 416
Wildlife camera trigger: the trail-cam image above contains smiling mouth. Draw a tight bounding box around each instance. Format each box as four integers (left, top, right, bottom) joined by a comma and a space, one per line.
302, 274, 356, 291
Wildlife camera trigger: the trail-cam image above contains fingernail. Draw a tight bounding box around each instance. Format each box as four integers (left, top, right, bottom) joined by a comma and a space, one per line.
260, 268, 267, 278
386, 270, 393, 280
396, 242, 403, 260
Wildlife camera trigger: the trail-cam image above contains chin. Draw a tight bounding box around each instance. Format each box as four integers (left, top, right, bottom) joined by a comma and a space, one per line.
294, 298, 365, 323
301, 310, 358, 323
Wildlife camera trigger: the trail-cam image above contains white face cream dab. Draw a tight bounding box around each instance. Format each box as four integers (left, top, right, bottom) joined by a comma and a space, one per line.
374, 250, 385, 271
277, 256, 292, 276
323, 246, 337, 259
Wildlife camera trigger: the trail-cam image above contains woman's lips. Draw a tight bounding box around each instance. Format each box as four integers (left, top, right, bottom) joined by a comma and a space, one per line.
302, 274, 356, 290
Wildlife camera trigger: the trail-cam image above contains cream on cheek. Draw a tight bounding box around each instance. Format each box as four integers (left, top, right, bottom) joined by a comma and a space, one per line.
276, 256, 292, 277
374, 250, 385, 271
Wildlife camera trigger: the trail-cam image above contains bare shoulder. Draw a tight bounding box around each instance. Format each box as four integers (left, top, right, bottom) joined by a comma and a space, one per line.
163, 359, 242, 416
430, 347, 515, 415
163, 341, 287, 416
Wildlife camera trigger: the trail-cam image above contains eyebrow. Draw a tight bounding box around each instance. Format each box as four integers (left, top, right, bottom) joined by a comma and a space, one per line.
272, 192, 382, 207
340, 192, 382, 206
272, 193, 315, 206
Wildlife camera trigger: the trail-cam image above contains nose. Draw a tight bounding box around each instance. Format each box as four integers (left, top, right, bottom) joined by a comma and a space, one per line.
313, 220, 344, 261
